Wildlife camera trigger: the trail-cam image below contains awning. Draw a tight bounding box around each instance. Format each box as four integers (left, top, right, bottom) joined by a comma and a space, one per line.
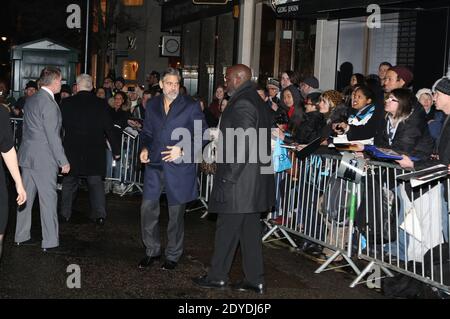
274, 0, 450, 19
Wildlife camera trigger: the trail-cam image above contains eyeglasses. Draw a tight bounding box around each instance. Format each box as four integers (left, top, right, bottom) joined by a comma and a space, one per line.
386, 97, 399, 103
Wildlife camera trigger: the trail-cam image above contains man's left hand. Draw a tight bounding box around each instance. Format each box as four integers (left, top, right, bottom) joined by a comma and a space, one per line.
161, 146, 183, 162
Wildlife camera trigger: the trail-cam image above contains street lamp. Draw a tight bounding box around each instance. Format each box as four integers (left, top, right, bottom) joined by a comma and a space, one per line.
1, 37, 7, 42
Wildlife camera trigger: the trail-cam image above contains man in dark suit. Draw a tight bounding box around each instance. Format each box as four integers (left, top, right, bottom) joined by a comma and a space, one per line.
138, 67, 207, 270
15, 67, 70, 253
193, 64, 275, 294
60, 74, 120, 225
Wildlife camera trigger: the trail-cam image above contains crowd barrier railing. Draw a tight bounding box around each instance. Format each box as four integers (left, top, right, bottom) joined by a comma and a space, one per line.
111, 128, 145, 196
11, 118, 145, 197
11, 116, 449, 293
199, 150, 450, 294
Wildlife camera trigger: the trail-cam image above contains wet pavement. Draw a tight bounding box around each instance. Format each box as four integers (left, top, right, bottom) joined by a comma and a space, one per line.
0, 190, 384, 299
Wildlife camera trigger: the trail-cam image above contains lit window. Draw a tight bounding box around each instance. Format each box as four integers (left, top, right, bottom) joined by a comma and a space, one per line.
123, 0, 143, 6
122, 60, 139, 81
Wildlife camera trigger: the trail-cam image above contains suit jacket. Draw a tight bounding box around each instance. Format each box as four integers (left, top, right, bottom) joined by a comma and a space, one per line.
19, 89, 68, 170
140, 94, 207, 205
61, 91, 120, 176
209, 81, 276, 214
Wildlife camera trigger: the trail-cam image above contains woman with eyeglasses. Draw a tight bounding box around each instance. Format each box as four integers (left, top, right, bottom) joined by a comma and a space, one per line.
369, 88, 433, 159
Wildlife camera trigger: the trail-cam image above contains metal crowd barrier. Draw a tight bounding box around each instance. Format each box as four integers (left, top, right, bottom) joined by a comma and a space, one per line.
198, 150, 450, 294
108, 128, 145, 196
12, 115, 449, 294
11, 117, 145, 197
265, 151, 450, 293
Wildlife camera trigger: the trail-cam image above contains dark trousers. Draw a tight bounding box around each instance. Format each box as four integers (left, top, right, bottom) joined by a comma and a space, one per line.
141, 200, 186, 262
60, 175, 106, 220
208, 213, 264, 285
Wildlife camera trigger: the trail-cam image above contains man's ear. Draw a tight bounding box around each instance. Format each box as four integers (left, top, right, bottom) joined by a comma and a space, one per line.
159, 80, 163, 89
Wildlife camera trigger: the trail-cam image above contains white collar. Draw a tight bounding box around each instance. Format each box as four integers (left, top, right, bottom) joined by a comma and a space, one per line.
41, 87, 55, 100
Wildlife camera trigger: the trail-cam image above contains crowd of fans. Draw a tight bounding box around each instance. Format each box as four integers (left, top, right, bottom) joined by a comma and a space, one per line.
1, 63, 448, 195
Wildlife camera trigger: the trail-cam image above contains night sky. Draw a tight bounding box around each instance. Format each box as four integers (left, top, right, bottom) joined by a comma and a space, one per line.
1, 0, 86, 45
1, 0, 86, 80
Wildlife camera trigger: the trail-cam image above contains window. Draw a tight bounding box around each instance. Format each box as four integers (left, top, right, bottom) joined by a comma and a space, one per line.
122, 60, 139, 80
122, 0, 143, 6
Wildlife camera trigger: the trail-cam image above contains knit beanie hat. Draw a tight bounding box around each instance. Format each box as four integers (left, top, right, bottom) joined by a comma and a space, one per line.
389, 66, 414, 87
266, 78, 280, 91
415, 88, 433, 100
434, 78, 450, 96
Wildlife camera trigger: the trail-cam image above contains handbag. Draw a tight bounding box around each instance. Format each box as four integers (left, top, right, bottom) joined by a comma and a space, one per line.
200, 141, 217, 174
273, 138, 292, 173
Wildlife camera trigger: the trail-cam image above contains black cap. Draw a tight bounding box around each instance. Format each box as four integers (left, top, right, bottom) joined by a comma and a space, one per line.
127, 86, 136, 92
60, 84, 71, 95
25, 80, 38, 90
302, 76, 319, 89
115, 77, 126, 84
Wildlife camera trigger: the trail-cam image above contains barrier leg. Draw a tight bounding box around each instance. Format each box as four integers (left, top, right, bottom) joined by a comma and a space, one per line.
186, 199, 209, 215
262, 224, 281, 242
315, 250, 361, 275
262, 222, 298, 248
349, 261, 394, 288
119, 182, 143, 197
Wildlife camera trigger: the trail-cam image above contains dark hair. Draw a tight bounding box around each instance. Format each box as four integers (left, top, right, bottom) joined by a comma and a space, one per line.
39, 67, 61, 86
379, 61, 392, 68
150, 71, 160, 81
282, 86, 305, 132
389, 88, 414, 120
282, 70, 300, 86
306, 92, 321, 105
179, 85, 187, 95
194, 95, 207, 110
289, 102, 306, 133
351, 73, 366, 87
143, 89, 152, 96
115, 91, 128, 105
256, 85, 267, 96
354, 85, 375, 103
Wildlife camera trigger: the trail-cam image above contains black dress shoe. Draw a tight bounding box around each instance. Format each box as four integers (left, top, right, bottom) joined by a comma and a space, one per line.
231, 281, 266, 294
15, 238, 40, 246
95, 218, 105, 226
161, 260, 177, 270
192, 275, 227, 290
138, 255, 161, 269
42, 246, 70, 255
